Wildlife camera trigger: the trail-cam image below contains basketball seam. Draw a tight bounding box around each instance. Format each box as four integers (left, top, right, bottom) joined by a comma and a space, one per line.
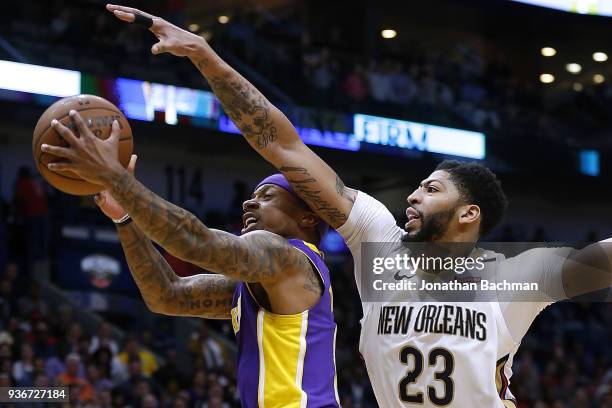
34, 107, 127, 141
39, 169, 90, 182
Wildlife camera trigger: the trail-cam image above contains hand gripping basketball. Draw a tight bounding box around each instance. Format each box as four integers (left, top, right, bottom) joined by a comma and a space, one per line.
41, 110, 125, 186
106, 3, 206, 58
94, 154, 137, 220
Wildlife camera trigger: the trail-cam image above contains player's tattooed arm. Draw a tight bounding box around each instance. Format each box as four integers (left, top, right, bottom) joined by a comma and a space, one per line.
108, 172, 311, 285
192, 48, 357, 228
277, 166, 356, 227
116, 222, 236, 319
105, 4, 357, 228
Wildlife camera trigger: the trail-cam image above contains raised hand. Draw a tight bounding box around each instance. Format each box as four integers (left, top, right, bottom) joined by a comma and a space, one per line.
95, 154, 138, 220
41, 110, 125, 187
106, 3, 206, 58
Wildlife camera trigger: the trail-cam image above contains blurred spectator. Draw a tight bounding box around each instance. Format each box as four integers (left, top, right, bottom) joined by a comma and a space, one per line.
142, 392, 160, 408
0, 372, 13, 387
389, 62, 417, 105
344, 64, 369, 108
12, 343, 35, 386
367, 60, 392, 103
55, 322, 83, 360
189, 323, 225, 371
57, 353, 96, 403
306, 48, 336, 107
119, 356, 162, 407
13, 166, 49, 262
92, 345, 126, 384
86, 362, 113, 394
89, 321, 119, 355
28, 321, 56, 359
0, 278, 17, 323
154, 347, 187, 393
189, 369, 209, 406
117, 335, 159, 378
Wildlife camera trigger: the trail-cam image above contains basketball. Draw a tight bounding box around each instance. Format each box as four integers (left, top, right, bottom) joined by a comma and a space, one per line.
32, 94, 133, 196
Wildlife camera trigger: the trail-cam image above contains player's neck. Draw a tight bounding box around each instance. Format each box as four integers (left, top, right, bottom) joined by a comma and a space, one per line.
285, 229, 319, 246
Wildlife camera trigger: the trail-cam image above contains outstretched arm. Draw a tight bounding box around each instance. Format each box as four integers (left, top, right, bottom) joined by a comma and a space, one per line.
562, 240, 612, 298
105, 4, 357, 229
42, 116, 309, 287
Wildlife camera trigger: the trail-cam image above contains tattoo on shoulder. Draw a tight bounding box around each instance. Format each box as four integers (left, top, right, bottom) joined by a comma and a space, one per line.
208, 73, 278, 149
303, 266, 323, 295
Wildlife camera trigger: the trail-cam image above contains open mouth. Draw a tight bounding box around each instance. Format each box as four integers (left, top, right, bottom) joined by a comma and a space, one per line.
242, 212, 259, 231
405, 207, 421, 230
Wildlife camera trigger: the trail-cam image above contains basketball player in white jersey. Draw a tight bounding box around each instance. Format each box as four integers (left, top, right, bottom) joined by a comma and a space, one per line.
106, 4, 612, 406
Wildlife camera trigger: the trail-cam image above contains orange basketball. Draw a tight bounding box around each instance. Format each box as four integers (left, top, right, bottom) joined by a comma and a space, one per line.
32, 94, 133, 195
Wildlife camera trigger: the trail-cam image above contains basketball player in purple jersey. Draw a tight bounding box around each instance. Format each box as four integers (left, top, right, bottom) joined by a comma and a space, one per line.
42, 128, 340, 405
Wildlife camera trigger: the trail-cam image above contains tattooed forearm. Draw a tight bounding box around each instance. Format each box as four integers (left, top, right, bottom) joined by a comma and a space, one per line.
207, 71, 278, 150
116, 222, 236, 318
187, 40, 357, 230
108, 172, 307, 284
278, 166, 356, 227
195, 57, 209, 70
189, 45, 301, 153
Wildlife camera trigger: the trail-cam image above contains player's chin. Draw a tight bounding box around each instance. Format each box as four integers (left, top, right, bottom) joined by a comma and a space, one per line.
241, 223, 261, 235
404, 219, 421, 234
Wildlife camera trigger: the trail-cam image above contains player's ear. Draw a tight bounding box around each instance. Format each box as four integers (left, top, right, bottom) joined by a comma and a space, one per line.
300, 211, 319, 229
459, 204, 480, 225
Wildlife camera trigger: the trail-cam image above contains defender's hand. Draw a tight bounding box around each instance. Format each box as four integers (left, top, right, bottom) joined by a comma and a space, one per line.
94, 155, 138, 220
106, 4, 206, 58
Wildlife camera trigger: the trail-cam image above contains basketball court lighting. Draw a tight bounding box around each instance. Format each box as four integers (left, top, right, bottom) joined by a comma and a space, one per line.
593, 52, 608, 62
541, 47, 556, 57
381, 29, 397, 39
566, 63, 582, 74
540, 73, 555, 83
593, 74, 605, 84
573, 83, 583, 91
218, 15, 230, 24
188, 24, 200, 32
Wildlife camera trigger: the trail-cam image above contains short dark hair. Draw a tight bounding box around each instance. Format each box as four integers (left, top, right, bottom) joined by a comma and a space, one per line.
435, 160, 508, 238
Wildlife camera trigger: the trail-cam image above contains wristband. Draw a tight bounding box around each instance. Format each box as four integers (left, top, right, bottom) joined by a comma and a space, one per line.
112, 213, 132, 226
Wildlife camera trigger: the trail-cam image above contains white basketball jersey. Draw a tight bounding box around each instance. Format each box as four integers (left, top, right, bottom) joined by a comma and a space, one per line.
359, 301, 516, 407
336, 191, 568, 407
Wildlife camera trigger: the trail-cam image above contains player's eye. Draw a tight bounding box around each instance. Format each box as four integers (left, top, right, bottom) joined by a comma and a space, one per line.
427, 186, 437, 193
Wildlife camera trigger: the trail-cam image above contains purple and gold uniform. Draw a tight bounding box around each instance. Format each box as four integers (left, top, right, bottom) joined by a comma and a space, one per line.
230, 239, 340, 408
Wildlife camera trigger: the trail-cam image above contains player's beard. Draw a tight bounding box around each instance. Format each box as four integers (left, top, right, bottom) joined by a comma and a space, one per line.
402, 206, 458, 243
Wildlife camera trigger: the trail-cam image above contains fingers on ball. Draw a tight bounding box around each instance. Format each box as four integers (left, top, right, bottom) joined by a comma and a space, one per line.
51, 119, 79, 145
69, 110, 90, 136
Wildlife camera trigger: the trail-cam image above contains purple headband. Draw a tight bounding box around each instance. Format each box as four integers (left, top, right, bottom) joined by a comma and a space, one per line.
256, 174, 329, 239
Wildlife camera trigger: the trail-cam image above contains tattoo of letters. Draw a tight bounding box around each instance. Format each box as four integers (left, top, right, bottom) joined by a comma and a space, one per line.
278, 166, 355, 227
117, 223, 236, 318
